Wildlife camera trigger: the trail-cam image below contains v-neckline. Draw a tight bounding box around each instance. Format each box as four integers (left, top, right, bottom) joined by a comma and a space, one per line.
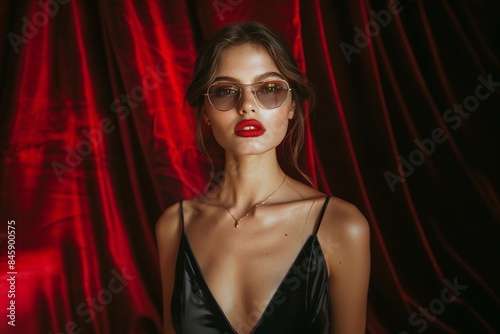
182, 232, 318, 334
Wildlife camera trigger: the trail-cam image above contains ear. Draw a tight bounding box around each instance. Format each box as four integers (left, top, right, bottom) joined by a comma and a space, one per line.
288, 100, 296, 119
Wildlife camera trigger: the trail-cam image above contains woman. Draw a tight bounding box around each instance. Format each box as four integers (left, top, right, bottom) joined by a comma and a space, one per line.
156, 22, 370, 334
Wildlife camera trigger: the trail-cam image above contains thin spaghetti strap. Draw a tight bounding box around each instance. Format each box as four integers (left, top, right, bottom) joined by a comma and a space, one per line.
314, 195, 333, 235
179, 200, 185, 233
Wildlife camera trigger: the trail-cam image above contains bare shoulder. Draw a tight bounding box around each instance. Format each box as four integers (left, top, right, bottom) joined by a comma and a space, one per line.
319, 197, 370, 332
155, 202, 182, 251
319, 196, 369, 241
155, 202, 184, 333
316, 197, 370, 272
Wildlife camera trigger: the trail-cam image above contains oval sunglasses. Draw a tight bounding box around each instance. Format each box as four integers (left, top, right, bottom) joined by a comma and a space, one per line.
202, 79, 292, 111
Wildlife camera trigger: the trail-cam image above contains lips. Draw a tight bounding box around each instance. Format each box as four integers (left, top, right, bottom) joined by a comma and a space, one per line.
234, 119, 266, 137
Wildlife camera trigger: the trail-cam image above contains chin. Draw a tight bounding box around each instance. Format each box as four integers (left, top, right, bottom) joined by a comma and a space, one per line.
228, 142, 276, 156
214, 132, 286, 156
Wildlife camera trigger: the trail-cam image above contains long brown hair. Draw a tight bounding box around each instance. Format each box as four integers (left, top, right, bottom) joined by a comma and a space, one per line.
185, 21, 315, 184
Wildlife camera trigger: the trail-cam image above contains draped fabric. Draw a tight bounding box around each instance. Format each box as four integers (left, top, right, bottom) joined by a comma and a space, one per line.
0, 1, 499, 333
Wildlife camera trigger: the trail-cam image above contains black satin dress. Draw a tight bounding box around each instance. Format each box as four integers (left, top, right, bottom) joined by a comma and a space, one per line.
171, 195, 332, 334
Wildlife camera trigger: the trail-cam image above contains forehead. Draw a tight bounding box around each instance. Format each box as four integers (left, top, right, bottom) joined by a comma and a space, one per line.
217, 44, 282, 82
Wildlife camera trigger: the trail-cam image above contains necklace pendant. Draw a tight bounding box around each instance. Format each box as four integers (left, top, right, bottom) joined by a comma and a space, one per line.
219, 174, 287, 229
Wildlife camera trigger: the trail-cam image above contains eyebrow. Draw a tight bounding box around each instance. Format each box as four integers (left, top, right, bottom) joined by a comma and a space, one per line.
213, 71, 285, 83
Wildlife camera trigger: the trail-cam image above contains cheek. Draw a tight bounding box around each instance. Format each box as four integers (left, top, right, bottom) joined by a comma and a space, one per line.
264, 109, 291, 138
208, 113, 234, 143
211, 124, 230, 144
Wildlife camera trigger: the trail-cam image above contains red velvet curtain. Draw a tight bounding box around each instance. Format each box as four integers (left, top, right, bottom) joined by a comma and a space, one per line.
1, 1, 499, 333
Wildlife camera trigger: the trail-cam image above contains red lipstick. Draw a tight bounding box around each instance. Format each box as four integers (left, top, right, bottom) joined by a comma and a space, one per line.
234, 119, 266, 137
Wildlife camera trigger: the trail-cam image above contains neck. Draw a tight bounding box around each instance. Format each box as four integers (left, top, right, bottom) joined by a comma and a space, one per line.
217, 150, 286, 208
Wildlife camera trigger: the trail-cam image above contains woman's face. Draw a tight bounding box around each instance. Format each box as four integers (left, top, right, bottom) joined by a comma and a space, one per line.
203, 43, 294, 157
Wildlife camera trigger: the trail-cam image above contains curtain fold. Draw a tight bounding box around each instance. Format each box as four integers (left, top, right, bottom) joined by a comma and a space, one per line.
0, 1, 498, 333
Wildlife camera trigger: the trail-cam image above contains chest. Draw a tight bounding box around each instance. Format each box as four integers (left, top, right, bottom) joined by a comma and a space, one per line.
173, 200, 331, 333
175, 231, 329, 333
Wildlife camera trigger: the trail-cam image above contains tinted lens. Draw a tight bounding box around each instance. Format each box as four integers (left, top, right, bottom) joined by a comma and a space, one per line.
207, 80, 290, 111
208, 83, 240, 111
255, 80, 289, 109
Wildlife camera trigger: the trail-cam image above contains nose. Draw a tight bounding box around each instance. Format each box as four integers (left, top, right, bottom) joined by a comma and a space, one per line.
237, 87, 258, 114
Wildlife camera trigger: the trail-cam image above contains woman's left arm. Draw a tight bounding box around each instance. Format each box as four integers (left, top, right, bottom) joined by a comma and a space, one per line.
319, 198, 371, 334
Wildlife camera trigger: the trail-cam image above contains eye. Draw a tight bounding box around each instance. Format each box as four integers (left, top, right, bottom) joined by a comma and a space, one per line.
211, 85, 239, 97
215, 88, 237, 96
259, 82, 283, 94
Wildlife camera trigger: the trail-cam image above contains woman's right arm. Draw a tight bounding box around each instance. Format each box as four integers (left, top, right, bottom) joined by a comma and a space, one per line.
155, 203, 182, 334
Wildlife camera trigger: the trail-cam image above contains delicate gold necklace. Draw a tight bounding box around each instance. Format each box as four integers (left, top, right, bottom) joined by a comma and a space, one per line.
219, 174, 287, 228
